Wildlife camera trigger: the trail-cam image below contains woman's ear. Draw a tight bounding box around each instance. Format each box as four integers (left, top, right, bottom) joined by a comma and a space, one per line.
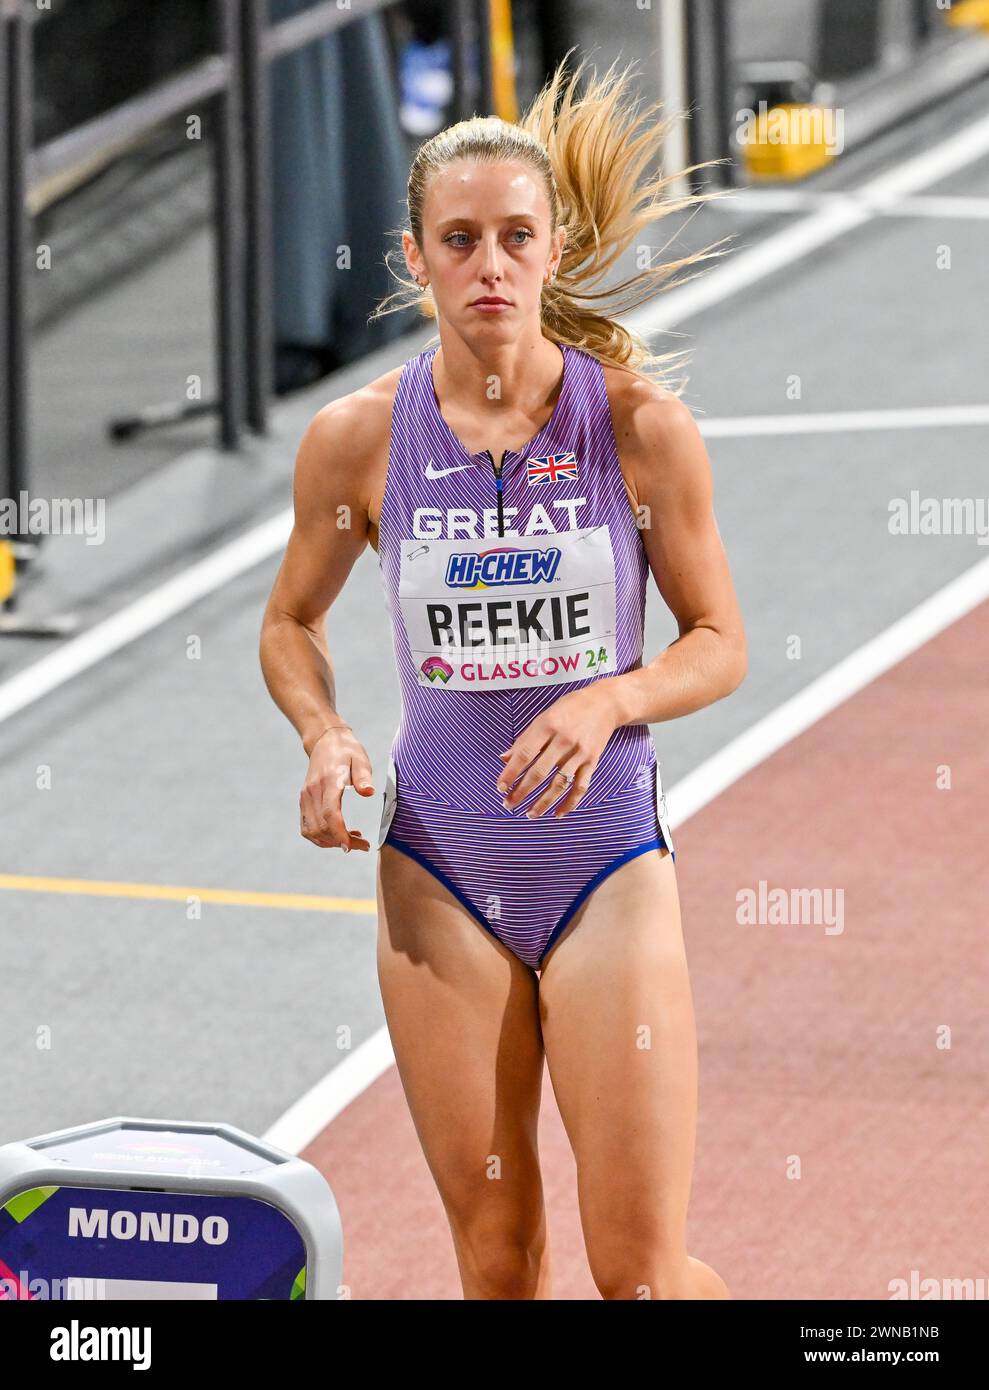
402, 231, 426, 286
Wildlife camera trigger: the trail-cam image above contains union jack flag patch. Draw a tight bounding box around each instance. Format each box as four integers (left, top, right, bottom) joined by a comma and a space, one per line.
525, 451, 579, 485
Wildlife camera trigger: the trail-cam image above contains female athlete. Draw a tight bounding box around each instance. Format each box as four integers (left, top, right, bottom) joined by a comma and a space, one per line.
260, 55, 746, 1300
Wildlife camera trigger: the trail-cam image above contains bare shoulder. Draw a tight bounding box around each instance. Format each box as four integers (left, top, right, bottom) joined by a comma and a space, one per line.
600, 362, 708, 513
295, 362, 404, 535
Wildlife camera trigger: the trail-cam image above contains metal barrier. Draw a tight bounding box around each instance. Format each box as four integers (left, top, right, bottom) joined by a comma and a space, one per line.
0, 0, 493, 625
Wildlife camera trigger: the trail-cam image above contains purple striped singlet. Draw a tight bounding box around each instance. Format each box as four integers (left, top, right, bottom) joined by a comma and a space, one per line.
375, 340, 674, 969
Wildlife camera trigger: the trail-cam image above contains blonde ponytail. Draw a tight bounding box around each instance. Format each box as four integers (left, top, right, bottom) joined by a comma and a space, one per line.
370, 50, 732, 395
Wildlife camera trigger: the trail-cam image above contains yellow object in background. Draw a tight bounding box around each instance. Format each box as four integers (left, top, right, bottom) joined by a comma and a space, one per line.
742, 104, 837, 181
945, 0, 989, 33
489, 0, 518, 122
0, 541, 15, 603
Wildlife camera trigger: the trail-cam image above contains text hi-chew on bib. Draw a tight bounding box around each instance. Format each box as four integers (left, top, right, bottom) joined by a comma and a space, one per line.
397, 526, 617, 691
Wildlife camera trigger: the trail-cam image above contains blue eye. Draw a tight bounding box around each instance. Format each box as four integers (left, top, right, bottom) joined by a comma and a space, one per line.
444, 228, 535, 247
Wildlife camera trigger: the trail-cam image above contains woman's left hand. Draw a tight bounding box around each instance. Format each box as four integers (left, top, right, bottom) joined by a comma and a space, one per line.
496, 684, 619, 818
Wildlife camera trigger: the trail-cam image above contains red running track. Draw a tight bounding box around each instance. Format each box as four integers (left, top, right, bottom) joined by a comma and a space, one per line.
303, 599, 989, 1299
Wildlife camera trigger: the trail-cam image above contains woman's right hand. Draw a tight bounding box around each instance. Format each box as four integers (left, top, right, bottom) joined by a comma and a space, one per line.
299, 726, 375, 852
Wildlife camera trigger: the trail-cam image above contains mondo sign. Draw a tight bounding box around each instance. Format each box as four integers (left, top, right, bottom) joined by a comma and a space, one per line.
0, 1117, 343, 1301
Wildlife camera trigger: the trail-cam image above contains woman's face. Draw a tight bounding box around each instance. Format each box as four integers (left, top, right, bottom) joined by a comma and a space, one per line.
406, 159, 564, 338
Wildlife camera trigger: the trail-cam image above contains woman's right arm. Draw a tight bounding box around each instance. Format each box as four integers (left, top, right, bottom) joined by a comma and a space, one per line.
259, 395, 378, 852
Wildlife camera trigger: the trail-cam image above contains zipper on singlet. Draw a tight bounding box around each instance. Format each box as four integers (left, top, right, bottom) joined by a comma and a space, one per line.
484, 449, 509, 537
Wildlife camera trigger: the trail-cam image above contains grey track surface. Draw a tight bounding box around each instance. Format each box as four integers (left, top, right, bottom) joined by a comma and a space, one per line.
2, 79, 988, 1146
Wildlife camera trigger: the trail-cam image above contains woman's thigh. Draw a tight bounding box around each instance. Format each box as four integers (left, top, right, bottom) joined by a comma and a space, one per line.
537, 849, 698, 1274
376, 843, 548, 1244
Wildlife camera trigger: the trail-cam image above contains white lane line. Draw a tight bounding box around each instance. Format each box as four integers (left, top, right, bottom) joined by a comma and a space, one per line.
711, 190, 989, 220
698, 404, 989, 438
0, 511, 293, 726
264, 554, 989, 1155
670, 554, 989, 826
628, 108, 989, 332
264, 1027, 398, 1152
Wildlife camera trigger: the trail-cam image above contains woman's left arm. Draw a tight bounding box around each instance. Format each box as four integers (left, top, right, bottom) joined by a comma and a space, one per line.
497, 385, 747, 816
601, 386, 748, 729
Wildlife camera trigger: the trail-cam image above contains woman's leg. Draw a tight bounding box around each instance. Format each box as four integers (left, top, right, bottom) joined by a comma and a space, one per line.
538, 847, 730, 1300
377, 842, 552, 1299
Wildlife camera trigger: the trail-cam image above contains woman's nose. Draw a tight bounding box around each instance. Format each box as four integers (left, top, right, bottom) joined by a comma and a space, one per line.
478, 237, 504, 280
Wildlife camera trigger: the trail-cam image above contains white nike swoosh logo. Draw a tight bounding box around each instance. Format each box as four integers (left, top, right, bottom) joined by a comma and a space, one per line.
424, 459, 475, 479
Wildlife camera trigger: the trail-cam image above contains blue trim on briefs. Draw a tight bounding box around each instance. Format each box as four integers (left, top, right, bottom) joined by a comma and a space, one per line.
382, 828, 675, 969
383, 835, 512, 951
537, 834, 673, 965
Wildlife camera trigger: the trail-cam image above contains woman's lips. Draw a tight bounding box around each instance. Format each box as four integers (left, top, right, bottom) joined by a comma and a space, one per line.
471, 300, 510, 313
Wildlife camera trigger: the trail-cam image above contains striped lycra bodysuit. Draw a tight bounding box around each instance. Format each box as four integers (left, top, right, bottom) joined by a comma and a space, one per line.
375, 340, 674, 968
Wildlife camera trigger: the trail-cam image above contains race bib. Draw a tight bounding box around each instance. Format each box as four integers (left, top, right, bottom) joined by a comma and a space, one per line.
396, 526, 617, 692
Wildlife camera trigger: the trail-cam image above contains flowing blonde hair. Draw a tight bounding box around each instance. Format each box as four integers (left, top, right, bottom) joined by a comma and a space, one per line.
369, 50, 732, 394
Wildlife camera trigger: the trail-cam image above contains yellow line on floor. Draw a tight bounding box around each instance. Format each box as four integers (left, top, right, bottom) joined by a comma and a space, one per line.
0, 873, 377, 914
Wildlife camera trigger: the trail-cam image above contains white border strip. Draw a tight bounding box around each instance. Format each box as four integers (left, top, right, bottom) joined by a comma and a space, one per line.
670, 554, 989, 825
628, 108, 989, 333
698, 404, 989, 437
263, 1028, 398, 1150
0, 511, 293, 726
711, 190, 989, 220
265, 556, 989, 1154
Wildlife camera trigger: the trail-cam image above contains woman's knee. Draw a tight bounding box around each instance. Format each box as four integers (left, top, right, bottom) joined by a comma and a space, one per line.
458, 1236, 546, 1299
589, 1244, 729, 1300
448, 1204, 547, 1299
587, 1239, 683, 1300
583, 1208, 685, 1299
